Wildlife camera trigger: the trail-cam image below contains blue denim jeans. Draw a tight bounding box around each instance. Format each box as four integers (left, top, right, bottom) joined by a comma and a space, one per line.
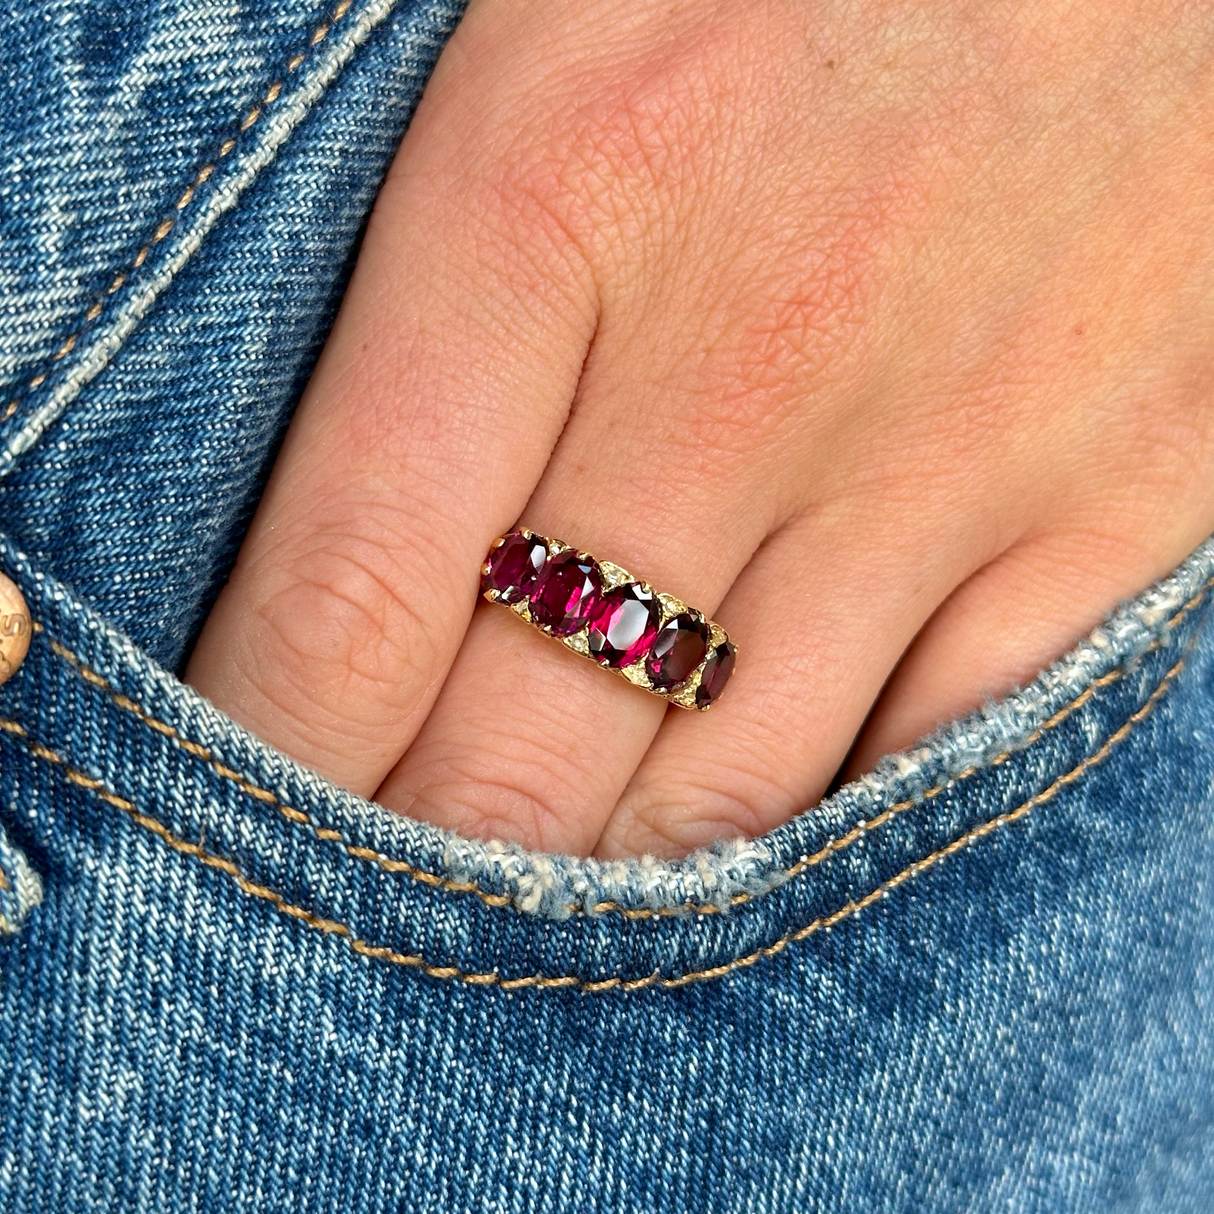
2, 0, 1213, 1209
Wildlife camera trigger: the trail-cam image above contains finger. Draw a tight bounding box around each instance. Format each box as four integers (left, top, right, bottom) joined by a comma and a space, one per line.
184, 42, 599, 795
842, 519, 1214, 779
371, 354, 776, 854
594, 503, 996, 859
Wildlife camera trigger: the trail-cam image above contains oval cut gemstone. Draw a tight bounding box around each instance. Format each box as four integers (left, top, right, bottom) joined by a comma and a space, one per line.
695, 640, 737, 708
588, 583, 661, 667
481, 530, 548, 603
529, 550, 603, 635
645, 611, 710, 690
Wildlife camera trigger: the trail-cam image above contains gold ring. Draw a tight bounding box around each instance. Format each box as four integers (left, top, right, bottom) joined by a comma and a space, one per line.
480, 529, 736, 710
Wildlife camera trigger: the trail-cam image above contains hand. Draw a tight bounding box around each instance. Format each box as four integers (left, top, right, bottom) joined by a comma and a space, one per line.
185, 0, 1214, 858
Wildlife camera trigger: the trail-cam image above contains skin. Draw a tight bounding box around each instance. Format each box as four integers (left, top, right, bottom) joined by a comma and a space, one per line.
186, 0, 1214, 859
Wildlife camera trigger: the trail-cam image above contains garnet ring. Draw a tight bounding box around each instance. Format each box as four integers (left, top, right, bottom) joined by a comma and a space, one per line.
480, 529, 736, 710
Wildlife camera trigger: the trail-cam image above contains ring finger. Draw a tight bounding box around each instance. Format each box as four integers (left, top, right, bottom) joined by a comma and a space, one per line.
372, 318, 782, 855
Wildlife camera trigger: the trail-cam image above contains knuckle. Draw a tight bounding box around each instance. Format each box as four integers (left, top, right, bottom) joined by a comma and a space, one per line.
725, 276, 866, 397
480, 17, 765, 258
700, 210, 890, 408
416, 748, 594, 853
667, 377, 800, 468
623, 357, 808, 508
649, 204, 902, 483
479, 128, 623, 269
1117, 366, 1214, 500
620, 779, 776, 858
561, 64, 711, 209
246, 517, 455, 733
617, 739, 804, 856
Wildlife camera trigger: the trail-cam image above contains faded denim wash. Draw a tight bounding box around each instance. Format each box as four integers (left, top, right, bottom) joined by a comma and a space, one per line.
1, 0, 1212, 1210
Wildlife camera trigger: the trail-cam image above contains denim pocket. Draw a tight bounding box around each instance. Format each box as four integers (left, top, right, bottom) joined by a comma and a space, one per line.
3, 533, 1214, 1211
1, 529, 1212, 978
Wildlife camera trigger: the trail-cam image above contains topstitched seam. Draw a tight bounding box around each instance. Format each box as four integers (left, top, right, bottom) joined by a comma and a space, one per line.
30, 573, 1214, 920
0, 645, 1189, 992
0, 0, 356, 424
34, 625, 514, 905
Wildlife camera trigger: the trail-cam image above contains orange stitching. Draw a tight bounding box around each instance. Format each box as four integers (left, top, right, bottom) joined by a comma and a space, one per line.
40, 637, 515, 910
36, 574, 1214, 920
0, 645, 1187, 991
1, 0, 360, 422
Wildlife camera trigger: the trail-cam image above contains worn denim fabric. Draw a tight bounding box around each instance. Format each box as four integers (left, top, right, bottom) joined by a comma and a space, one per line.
2, 0, 1213, 1210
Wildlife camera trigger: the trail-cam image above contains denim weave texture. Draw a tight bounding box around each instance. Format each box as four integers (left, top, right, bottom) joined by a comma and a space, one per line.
1, 0, 1213, 1210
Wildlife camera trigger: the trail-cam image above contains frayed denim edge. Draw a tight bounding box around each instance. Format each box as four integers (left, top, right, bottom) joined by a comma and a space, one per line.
442, 533, 1214, 917
5, 532, 1212, 923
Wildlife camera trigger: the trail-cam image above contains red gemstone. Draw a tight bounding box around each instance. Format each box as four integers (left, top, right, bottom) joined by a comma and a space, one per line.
695, 640, 737, 708
588, 582, 661, 667
529, 550, 603, 635
482, 531, 548, 603
645, 612, 710, 690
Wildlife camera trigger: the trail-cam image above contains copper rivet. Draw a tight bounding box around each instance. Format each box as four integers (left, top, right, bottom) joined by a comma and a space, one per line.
0, 573, 31, 686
